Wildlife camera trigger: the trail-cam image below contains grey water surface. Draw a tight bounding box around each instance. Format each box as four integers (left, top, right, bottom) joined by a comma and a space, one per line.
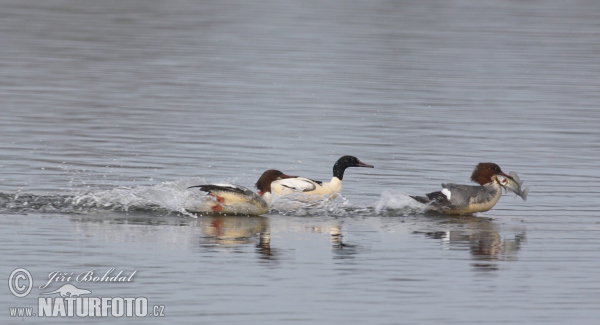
1, 0, 600, 324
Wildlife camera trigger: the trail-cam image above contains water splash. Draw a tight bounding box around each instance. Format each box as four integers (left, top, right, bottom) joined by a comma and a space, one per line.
0, 180, 211, 217
270, 194, 373, 217
72, 180, 201, 216
0, 192, 77, 214
375, 190, 425, 216
0, 180, 374, 217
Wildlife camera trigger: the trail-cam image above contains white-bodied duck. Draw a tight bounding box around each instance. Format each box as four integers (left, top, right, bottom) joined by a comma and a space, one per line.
271, 155, 374, 200
188, 169, 294, 215
410, 162, 527, 214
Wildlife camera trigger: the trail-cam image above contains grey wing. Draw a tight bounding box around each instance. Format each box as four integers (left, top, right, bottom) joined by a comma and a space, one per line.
441, 183, 481, 209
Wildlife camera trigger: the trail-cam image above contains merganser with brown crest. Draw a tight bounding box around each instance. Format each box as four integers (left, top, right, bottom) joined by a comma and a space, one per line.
271, 155, 374, 200
410, 162, 526, 214
188, 170, 294, 215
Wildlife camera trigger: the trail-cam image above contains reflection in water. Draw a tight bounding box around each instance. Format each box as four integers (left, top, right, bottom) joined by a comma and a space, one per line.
199, 215, 280, 261
200, 215, 267, 244
256, 227, 276, 261
329, 226, 360, 259
307, 224, 362, 259
68, 213, 366, 262
416, 216, 526, 272
69, 214, 276, 261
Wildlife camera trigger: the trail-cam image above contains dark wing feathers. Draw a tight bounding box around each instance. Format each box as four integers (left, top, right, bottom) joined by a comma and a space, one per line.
409, 195, 433, 204
311, 178, 323, 186
189, 184, 251, 196
426, 190, 452, 204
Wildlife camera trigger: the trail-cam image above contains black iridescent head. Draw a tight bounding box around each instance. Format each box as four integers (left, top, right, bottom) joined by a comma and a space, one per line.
332, 155, 374, 180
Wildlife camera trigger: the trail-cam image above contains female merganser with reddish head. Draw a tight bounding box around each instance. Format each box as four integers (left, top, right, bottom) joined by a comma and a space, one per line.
271, 155, 374, 200
410, 162, 524, 214
188, 170, 294, 215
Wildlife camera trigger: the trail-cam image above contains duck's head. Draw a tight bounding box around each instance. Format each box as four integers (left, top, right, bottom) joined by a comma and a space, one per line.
333, 155, 374, 180
255, 169, 294, 195
470, 162, 513, 187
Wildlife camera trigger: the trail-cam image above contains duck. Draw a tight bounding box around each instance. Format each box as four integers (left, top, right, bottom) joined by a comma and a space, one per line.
270, 155, 374, 200
187, 169, 294, 215
410, 162, 520, 214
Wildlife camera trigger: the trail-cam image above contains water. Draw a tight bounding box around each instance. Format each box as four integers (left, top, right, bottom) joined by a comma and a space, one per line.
1, 0, 600, 323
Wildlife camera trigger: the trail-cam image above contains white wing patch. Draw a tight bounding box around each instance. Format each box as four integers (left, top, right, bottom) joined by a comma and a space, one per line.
276, 178, 317, 192
212, 183, 239, 189
441, 188, 452, 200
210, 183, 247, 191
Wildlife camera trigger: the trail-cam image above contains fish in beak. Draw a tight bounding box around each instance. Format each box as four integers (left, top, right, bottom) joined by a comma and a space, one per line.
497, 171, 528, 201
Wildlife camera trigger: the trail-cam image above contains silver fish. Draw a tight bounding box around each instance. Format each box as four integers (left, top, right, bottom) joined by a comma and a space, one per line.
504, 171, 528, 201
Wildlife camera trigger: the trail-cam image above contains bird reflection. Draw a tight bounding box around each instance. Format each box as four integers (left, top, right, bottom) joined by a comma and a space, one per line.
417, 216, 526, 272
68, 213, 277, 262
307, 225, 361, 259
200, 215, 265, 244
256, 225, 278, 261
199, 215, 279, 261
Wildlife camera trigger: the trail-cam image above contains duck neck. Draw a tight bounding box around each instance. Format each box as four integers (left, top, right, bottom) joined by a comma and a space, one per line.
483, 181, 503, 203
260, 191, 273, 208
332, 162, 347, 180
325, 176, 343, 193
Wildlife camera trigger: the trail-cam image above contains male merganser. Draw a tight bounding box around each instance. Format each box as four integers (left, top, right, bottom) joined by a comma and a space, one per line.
271, 155, 374, 200
188, 170, 294, 215
410, 162, 522, 214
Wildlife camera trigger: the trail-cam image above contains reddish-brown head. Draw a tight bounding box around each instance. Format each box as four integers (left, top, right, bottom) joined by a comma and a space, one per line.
470, 162, 509, 185
255, 170, 294, 194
